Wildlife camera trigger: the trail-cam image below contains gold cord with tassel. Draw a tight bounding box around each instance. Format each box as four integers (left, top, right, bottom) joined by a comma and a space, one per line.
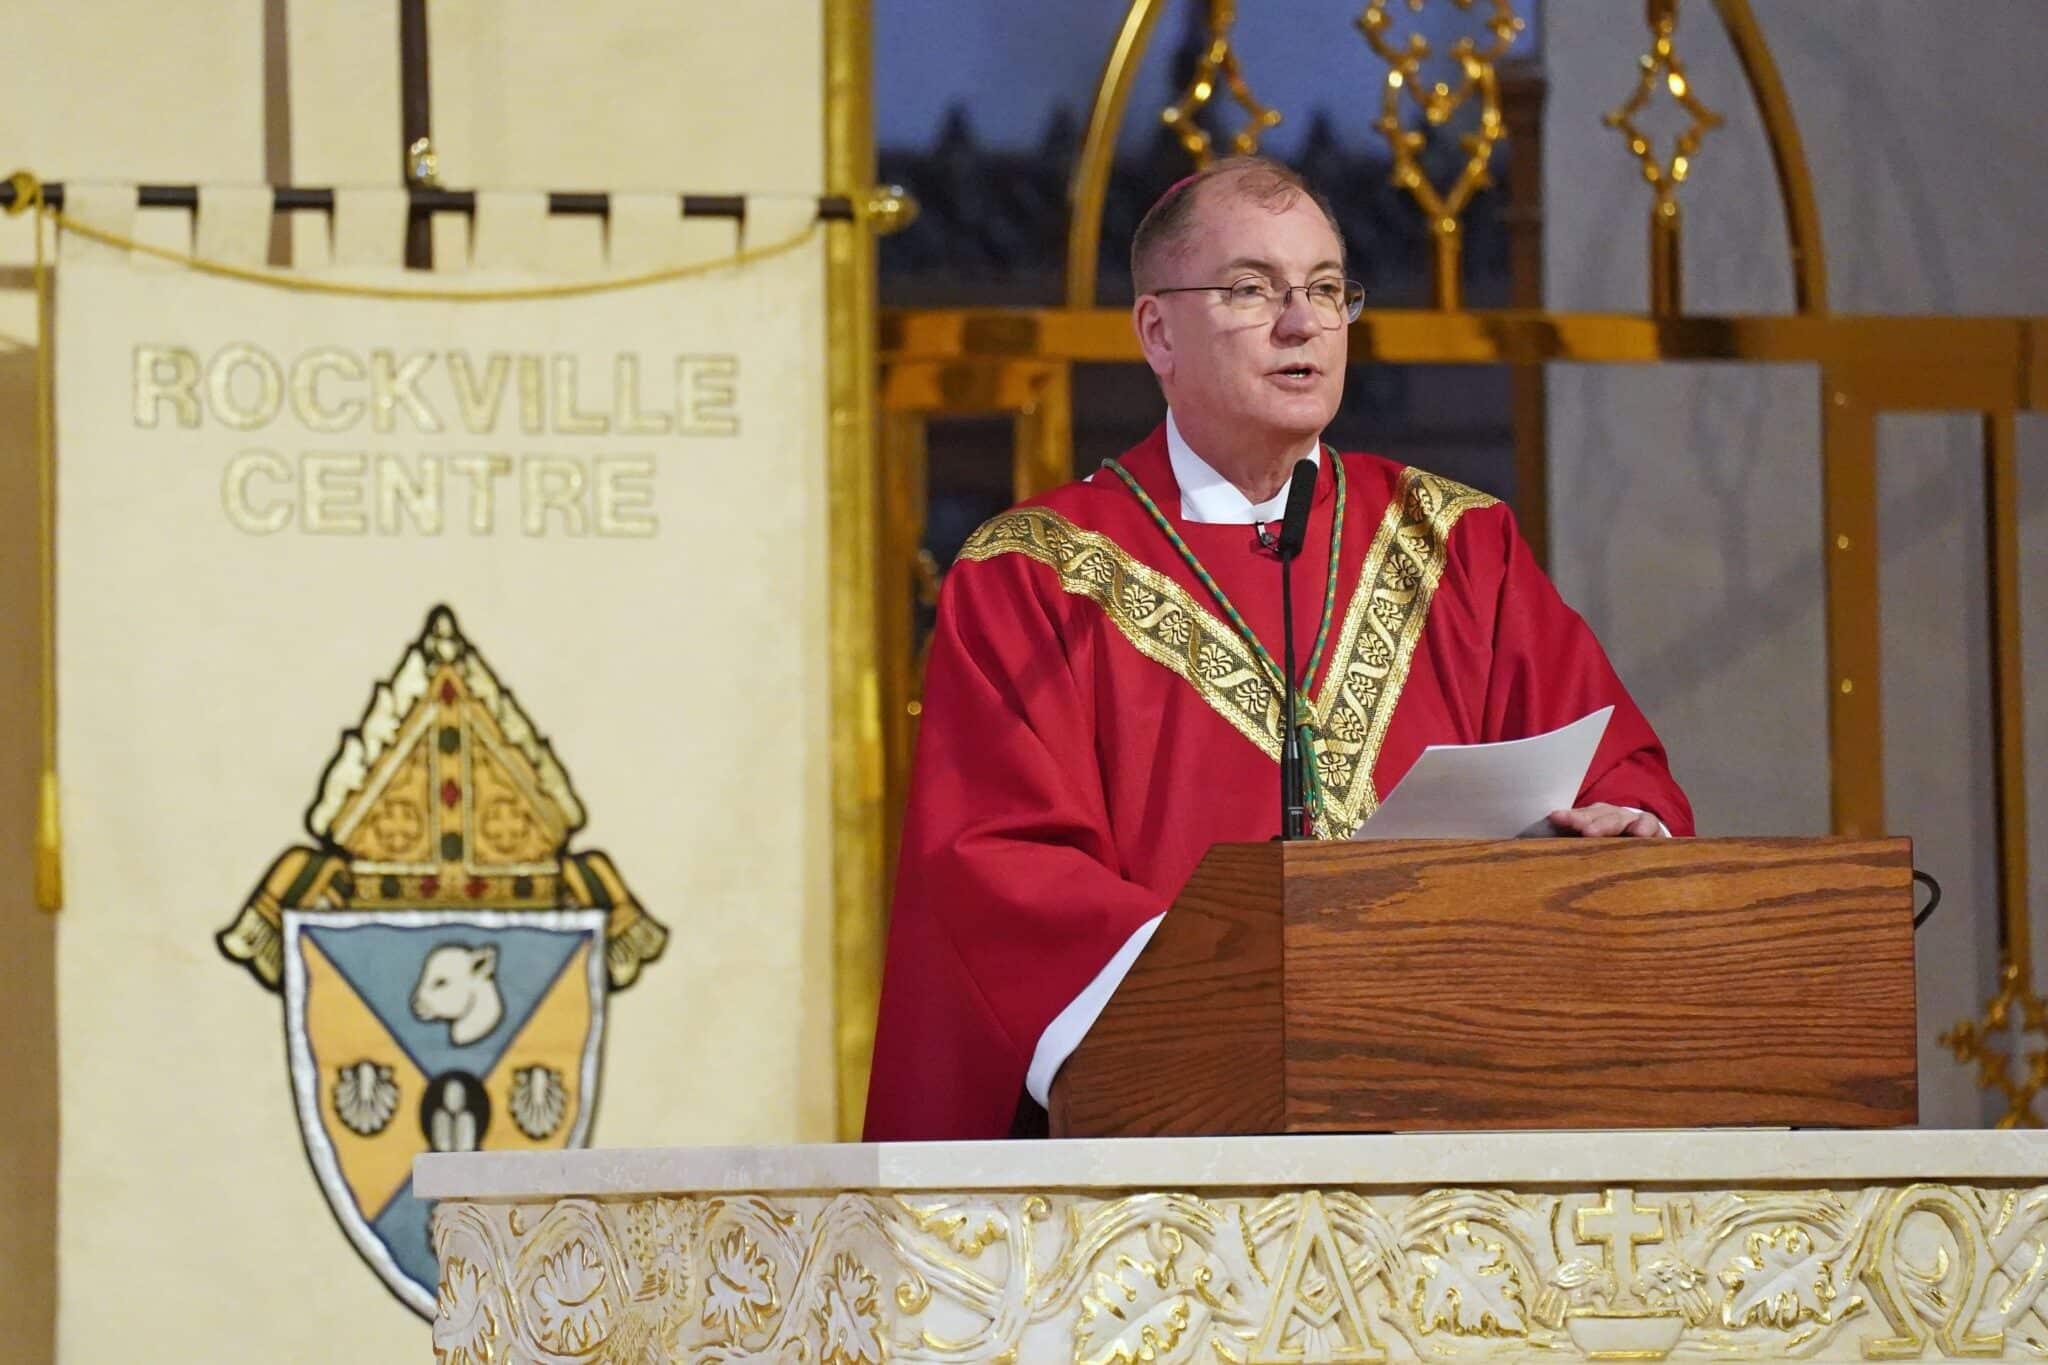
9, 171, 61, 910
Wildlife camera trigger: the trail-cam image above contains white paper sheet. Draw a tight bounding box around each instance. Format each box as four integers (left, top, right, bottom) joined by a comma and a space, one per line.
1348, 707, 1614, 840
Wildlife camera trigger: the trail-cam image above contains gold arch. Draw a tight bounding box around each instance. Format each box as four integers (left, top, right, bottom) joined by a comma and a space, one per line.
1065, 0, 1174, 308
1711, 0, 1828, 314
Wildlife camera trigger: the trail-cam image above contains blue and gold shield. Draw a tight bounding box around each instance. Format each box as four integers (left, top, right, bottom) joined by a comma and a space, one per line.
283, 908, 608, 1314
218, 607, 666, 1318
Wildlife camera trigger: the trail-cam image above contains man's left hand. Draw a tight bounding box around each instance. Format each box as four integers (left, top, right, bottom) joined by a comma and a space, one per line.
1548, 804, 1666, 837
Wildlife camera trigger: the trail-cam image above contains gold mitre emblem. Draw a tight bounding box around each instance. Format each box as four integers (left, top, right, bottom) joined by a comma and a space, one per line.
218, 605, 667, 992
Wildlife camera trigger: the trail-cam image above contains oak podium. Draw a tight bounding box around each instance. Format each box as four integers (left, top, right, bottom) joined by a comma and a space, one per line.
1048, 837, 1917, 1137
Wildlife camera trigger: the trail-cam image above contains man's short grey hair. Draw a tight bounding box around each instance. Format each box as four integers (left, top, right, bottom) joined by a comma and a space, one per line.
1129, 156, 1346, 296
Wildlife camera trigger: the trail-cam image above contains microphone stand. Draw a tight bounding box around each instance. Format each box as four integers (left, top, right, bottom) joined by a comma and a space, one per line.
1271, 455, 1317, 841
1280, 548, 1305, 839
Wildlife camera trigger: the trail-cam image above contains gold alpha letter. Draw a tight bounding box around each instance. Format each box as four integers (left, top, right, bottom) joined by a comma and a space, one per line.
1253, 1191, 1384, 1363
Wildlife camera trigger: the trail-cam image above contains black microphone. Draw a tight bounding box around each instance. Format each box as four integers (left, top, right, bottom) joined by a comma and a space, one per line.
1276, 457, 1317, 840
1277, 457, 1316, 559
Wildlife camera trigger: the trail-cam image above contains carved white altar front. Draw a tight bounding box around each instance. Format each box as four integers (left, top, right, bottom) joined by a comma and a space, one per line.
415, 1131, 2048, 1364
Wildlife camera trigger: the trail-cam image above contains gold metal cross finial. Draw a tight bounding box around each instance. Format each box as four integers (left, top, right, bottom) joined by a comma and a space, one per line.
1575, 1188, 1667, 1293
1357, 0, 1525, 310
1159, 0, 1281, 168
1604, 0, 1724, 313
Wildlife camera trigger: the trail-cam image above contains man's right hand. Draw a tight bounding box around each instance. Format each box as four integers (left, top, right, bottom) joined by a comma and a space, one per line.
1547, 804, 1666, 838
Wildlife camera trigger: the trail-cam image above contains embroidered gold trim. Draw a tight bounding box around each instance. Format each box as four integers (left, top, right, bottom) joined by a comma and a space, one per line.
958, 509, 1286, 760
1310, 467, 1498, 835
958, 466, 1495, 836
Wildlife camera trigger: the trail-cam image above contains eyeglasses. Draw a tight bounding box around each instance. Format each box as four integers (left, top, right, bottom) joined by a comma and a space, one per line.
1148, 276, 1366, 328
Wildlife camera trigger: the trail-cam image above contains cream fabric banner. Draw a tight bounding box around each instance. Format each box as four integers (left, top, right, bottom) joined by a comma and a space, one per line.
52, 208, 834, 1361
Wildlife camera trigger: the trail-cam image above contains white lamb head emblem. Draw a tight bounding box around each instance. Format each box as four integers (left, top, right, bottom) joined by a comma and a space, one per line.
410, 944, 503, 1046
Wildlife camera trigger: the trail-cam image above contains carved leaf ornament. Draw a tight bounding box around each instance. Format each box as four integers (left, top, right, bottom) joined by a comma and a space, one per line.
703, 1227, 777, 1338
1722, 1225, 1838, 1329
1413, 1222, 1526, 1335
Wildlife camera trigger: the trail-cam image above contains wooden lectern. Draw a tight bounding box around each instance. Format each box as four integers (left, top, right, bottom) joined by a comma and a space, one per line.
1049, 837, 1917, 1137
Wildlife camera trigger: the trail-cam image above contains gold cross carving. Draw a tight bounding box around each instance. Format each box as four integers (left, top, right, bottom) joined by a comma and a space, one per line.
1574, 1187, 1666, 1292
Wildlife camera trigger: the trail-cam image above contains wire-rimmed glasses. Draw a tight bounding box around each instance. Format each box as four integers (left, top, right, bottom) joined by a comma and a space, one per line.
1148, 276, 1366, 328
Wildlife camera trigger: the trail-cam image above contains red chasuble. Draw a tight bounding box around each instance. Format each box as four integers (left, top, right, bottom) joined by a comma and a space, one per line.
864, 425, 1692, 1141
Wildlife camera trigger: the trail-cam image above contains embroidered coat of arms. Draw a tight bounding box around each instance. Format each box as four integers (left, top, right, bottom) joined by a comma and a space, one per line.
216, 606, 667, 1316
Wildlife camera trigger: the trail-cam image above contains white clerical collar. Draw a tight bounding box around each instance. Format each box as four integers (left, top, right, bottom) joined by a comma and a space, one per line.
1165, 410, 1321, 524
